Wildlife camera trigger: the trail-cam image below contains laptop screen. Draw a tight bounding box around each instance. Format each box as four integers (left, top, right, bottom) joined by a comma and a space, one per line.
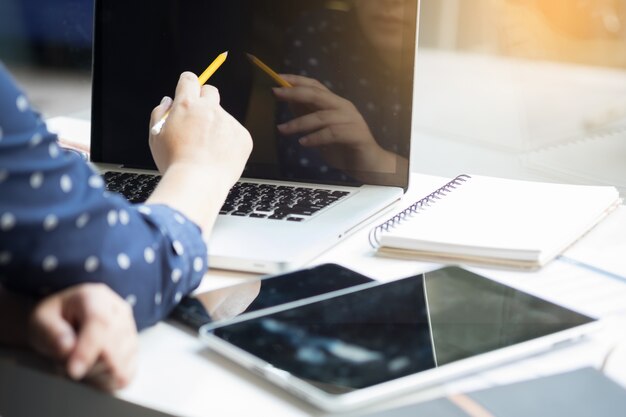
92, 0, 418, 188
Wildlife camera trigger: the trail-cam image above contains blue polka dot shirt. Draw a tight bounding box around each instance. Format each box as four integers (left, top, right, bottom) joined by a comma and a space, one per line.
0, 64, 208, 330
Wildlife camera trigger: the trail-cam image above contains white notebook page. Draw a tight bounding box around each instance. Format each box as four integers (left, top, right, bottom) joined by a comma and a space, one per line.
380, 176, 620, 264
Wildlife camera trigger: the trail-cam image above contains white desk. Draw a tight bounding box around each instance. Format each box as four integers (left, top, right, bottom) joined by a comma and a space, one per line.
109, 173, 626, 417
1, 170, 625, 416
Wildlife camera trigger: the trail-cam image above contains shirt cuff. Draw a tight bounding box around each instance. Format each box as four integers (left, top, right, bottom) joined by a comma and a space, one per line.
134, 204, 208, 292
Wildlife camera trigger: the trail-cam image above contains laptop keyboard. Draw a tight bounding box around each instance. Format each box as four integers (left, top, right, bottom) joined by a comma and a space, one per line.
103, 171, 350, 221
103, 172, 160, 203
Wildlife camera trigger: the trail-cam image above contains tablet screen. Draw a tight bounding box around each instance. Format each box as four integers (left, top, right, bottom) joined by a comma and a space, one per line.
209, 267, 594, 394
172, 264, 374, 330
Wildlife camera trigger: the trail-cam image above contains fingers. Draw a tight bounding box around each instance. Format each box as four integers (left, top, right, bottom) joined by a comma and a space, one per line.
29, 297, 76, 360
175, 72, 221, 106
67, 314, 108, 380
273, 86, 346, 111
150, 72, 219, 132
174, 72, 201, 104
27, 283, 139, 391
279, 74, 329, 90
63, 284, 137, 384
299, 125, 347, 147
277, 110, 347, 136
200, 84, 221, 107
173, 74, 221, 114
91, 302, 138, 390
150, 73, 221, 143
86, 334, 137, 391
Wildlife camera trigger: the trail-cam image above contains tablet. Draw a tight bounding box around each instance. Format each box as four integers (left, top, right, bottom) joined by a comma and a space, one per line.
199, 266, 599, 412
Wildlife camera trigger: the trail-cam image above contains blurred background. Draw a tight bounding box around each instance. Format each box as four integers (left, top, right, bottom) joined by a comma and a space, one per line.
1, 0, 625, 193
0, 0, 92, 116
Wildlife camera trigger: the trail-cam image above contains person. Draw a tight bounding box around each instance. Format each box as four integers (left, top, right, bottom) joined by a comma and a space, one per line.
0, 282, 138, 391
0, 64, 252, 331
273, 0, 416, 182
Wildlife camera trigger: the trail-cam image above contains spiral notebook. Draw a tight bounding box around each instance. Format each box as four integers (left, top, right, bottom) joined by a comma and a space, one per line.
369, 175, 621, 269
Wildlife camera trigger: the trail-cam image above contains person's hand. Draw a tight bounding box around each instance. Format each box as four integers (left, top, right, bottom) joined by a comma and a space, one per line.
27, 283, 138, 391
146, 72, 253, 233
274, 74, 397, 174
149, 72, 252, 191
195, 280, 261, 322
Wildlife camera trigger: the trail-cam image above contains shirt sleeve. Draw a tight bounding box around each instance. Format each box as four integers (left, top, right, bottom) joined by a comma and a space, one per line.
0, 63, 208, 330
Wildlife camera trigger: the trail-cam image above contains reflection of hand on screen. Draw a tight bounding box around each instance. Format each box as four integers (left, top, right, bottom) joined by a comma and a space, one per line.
195, 280, 261, 321
274, 74, 400, 176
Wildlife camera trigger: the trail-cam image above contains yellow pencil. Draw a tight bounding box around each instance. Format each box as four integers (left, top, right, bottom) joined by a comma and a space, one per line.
151, 51, 229, 135
246, 53, 293, 88
198, 51, 229, 85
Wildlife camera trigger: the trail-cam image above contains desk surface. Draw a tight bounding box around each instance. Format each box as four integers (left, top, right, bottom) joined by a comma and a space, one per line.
1, 172, 625, 416
107, 173, 626, 417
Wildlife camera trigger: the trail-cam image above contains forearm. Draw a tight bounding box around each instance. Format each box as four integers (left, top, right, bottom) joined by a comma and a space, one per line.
147, 162, 232, 237
1, 192, 208, 331
0, 287, 34, 348
0, 65, 226, 332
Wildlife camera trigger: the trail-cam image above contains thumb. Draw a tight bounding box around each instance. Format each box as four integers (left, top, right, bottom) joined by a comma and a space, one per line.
150, 96, 173, 126
30, 302, 77, 360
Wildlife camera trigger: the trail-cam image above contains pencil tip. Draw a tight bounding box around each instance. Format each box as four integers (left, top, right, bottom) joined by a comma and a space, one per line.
223, 51, 229, 56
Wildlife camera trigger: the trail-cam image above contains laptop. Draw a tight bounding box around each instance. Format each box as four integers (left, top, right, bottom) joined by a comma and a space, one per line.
91, 0, 420, 273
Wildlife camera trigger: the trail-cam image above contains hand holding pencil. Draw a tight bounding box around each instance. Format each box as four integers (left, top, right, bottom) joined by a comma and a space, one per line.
144, 51, 251, 237
151, 51, 229, 135
148, 65, 252, 190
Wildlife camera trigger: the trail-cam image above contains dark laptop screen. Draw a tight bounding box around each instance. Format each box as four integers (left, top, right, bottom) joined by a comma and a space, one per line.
92, 0, 418, 188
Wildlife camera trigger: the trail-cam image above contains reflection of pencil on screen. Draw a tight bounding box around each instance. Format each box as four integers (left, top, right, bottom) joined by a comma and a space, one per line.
246, 53, 293, 88
151, 51, 229, 135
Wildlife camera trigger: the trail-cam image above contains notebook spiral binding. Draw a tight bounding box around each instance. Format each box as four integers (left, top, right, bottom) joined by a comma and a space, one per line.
368, 174, 472, 248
